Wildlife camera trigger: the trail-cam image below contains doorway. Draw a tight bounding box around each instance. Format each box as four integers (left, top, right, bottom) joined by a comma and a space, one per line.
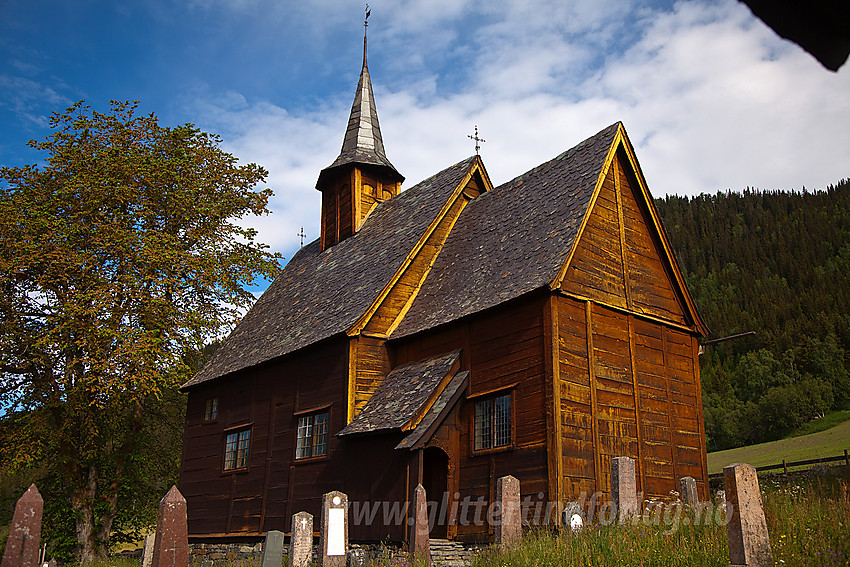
422, 447, 449, 538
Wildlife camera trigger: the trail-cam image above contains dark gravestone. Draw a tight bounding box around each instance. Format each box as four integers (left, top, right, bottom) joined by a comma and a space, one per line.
611, 457, 639, 522
261, 530, 285, 567
152, 486, 188, 567
680, 476, 699, 507
1, 484, 43, 567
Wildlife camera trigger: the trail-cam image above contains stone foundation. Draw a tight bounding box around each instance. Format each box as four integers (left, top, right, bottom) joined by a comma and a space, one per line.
187, 541, 410, 567
189, 542, 265, 566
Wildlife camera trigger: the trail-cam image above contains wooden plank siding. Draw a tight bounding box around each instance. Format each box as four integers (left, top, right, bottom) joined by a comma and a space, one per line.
392, 293, 549, 541
553, 149, 706, 502
182, 337, 410, 541
349, 169, 489, 418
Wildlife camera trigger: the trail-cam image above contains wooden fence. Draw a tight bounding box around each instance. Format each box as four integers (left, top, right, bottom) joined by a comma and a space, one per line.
708, 449, 850, 480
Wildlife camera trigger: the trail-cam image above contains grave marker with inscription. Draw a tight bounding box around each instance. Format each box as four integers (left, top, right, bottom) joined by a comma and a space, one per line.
151, 486, 188, 567
289, 512, 313, 567
320, 491, 348, 567
1, 484, 43, 567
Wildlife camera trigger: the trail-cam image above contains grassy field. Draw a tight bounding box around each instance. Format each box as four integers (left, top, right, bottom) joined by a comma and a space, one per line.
707, 416, 850, 474
472, 471, 850, 567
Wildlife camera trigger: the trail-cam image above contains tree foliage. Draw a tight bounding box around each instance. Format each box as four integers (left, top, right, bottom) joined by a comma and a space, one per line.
0, 100, 281, 561
656, 180, 850, 450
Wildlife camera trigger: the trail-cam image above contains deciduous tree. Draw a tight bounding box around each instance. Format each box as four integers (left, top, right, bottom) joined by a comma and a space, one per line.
0, 100, 281, 561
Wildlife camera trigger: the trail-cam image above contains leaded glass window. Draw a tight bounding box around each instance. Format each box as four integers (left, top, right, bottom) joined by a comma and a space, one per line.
296, 410, 329, 459
474, 393, 512, 450
223, 428, 250, 471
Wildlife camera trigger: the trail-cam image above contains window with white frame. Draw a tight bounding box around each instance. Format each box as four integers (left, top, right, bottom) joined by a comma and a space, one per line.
223, 428, 250, 471
474, 392, 512, 451
295, 410, 329, 459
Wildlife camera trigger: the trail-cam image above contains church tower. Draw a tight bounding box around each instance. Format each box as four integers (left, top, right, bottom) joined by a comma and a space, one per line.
316, 16, 404, 250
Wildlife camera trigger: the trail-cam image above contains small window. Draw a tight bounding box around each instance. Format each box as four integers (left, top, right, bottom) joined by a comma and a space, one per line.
474, 393, 512, 451
204, 397, 219, 421
223, 428, 250, 471
296, 411, 329, 459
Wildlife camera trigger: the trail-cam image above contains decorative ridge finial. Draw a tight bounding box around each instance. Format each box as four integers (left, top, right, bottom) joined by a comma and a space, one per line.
363, 4, 370, 67
468, 125, 486, 155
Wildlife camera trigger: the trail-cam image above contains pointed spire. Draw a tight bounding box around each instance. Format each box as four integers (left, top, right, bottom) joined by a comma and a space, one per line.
317, 9, 403, 188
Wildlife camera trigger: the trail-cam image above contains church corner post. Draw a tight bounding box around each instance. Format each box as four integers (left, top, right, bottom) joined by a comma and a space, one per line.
320, 491, 349, 567
152, 485, 189, 567
1, 484, 43, 567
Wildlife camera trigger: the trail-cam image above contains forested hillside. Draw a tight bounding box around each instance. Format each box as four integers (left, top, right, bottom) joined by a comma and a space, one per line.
656, 179, 850, 451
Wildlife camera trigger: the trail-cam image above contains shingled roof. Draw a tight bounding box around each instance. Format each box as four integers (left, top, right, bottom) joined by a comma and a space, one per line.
391, 122, 621, 339
182, 158, 478, 388
338, 350, 461, 436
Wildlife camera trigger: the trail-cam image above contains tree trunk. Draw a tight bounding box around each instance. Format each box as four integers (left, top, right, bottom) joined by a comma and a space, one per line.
72, 466, 99, 563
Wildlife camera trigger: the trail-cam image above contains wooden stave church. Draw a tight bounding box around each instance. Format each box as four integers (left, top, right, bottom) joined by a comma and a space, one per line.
179, 33, 710, 544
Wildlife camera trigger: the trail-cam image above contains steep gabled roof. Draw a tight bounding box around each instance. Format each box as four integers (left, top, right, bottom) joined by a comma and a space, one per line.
392, 122, 707, 340
392, 123, 621, 339
182, 157, 479, 389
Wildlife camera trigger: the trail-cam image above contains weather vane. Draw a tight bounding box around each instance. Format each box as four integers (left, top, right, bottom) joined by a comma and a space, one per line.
468, 125, 486, 155
365, 4, 370, 28
297, 227, 306, 248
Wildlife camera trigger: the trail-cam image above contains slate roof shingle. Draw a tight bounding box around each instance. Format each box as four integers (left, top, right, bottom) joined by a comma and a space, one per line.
182, 158, 478, 388
395, 369, 469, 450
338, 350, 461, 436
391, 122, 620, 339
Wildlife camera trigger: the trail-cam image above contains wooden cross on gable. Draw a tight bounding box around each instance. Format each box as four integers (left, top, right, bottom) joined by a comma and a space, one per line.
468, 125, 485, 155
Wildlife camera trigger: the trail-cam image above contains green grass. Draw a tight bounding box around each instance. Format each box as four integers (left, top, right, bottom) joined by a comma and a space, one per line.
707, 416, 850, 474
787, 410, 850, 438
472, 473, 850, 567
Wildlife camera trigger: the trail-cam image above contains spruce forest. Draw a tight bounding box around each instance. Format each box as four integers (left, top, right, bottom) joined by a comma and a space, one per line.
655, 179, 850, 451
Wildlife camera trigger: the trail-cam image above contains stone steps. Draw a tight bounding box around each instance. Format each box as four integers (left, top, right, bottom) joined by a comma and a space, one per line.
429, 539, 473, 567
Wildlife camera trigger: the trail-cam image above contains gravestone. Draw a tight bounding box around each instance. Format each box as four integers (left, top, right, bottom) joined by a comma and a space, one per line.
140, 533, 157, 567
261, 530, 285, 567
152, 486, 188, 567
611, 457, 639, 522
410, 484, 430, 566
1, 484, 43, 567
562, 502, 585, 533
320, 491, 348, 567
289, 512, 313, 567
679, 476, 699, 507
724, 463, 773, 567
495, 475, 521, 545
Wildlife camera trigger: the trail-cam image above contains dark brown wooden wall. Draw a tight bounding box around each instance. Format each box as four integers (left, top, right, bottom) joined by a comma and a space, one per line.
393, 293, 549, 541
182, 337, 407, 539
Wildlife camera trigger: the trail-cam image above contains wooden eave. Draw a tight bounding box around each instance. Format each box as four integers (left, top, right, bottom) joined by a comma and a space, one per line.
346, 157, 494, 338
550, 124, 709, 337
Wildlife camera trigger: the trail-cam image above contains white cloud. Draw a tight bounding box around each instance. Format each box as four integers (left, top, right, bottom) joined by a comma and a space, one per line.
186, 0, 850, 262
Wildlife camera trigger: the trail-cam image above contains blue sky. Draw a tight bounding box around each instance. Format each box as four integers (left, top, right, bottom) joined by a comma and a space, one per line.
2, 0, 849, 271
